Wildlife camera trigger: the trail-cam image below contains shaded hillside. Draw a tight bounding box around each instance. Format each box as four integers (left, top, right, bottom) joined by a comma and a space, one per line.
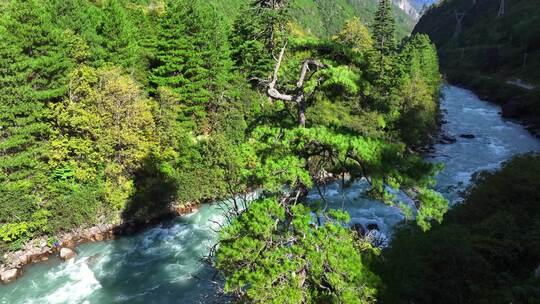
376, 154, 540, 303
413, 0, 540, 130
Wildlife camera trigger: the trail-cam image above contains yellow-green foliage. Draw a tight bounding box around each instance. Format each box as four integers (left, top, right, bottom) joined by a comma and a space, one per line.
396, 34, 442, 146
51, 66, 156, 210
0, 210, 51, 250
333, 17, 373, 53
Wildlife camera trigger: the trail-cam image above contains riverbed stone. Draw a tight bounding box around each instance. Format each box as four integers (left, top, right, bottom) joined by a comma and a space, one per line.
61, 237, 76, 249
367, 223, 379, 231
1, 268, 21, 283
460, 133, 475, 139
438, 134, 457, 144
60, 248, 77, 261
351, 223, 366, 237
95, 233, 105, 242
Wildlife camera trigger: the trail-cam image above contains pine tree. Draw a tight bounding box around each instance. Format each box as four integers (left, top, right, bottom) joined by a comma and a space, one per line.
48, 0, 144, 77
372, 0, 396, 56
150, 0, 232, 129
47, 0, 102, 64
0, 0, 72, 225
100, 0, 140, 74
366, 0, 399, 114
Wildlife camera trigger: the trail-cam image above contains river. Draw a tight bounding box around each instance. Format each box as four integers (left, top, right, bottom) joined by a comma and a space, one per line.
2, 85, 540, 303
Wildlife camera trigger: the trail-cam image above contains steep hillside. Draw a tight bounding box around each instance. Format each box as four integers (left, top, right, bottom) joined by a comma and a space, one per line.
394, 0, 420, 19
414, 0, 540, 131
208, 0, 417, 38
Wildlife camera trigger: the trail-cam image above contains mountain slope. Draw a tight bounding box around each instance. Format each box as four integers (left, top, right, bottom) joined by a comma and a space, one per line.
394, 0, 420, 19
209, 0, 417, 38
410, 0, 439, 12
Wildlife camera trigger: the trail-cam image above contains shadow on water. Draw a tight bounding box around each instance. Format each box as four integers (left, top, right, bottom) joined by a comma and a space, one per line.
90, 154, 227, 303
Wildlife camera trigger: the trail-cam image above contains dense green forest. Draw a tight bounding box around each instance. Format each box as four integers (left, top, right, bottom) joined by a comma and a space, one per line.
414, 0, 540, 126
0, 0, 445, 298
2, 0, 540, 303
0, 0, 441, 250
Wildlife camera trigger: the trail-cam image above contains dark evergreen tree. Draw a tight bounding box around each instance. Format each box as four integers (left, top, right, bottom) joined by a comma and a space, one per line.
366, 0, 400, 117
47, 0, 102, 64
100, 0, 140, 74
372, 0, 396, 56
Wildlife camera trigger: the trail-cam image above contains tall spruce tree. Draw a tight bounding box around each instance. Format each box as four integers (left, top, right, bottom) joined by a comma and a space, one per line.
367, 0, 399, 114
372, 0, 396, 56
47, 0, 102, 64
100, 0, 141, 74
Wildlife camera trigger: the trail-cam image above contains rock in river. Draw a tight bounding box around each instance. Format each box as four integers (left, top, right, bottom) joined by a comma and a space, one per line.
367, 223, 380, 231
351, 223, 366, 237
1, 268, 21, 284
59, 248, 77, 261
460, 133, 475, 139
438, 134, 457, 144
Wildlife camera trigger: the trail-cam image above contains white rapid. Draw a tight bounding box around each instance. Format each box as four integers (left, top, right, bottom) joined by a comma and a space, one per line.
2, 85, 539, 304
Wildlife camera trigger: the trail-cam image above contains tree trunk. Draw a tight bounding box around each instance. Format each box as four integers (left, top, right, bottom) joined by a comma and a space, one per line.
298, 99, 306, 127
267, 44, 326, 128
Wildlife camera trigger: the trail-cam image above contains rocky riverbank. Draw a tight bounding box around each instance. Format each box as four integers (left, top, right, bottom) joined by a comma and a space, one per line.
0, 201, 199, 284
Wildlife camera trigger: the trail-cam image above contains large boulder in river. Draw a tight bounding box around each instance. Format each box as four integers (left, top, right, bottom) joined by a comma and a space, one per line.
1, 268, 21, 283
351, 223, 366, 237
59, 248, 77, 261
460, 133, 476, 139
61, 237, 76, 249
367, 223, 380, 231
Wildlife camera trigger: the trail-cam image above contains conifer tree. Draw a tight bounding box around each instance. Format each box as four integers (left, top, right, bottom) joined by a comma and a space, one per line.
100, 0, 140, 74
372, 0, 396, 56
150, 0, 232, 129
367, 0, 399, 114
47, 0, 102, 64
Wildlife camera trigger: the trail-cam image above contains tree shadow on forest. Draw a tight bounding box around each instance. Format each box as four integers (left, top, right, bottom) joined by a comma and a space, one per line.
115, 155, 179, 236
